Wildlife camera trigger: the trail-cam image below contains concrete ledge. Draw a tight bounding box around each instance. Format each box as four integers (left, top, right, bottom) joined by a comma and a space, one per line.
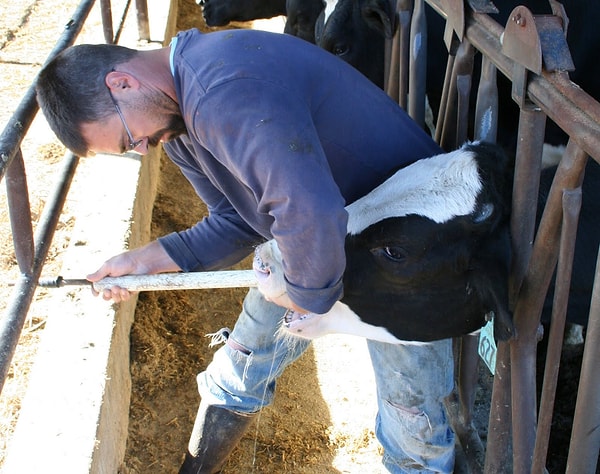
2, 2, 175, 472
2, 148, 160, 474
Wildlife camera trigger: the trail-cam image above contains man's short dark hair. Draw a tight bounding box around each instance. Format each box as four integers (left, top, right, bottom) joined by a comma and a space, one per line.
35, 44, 137, 156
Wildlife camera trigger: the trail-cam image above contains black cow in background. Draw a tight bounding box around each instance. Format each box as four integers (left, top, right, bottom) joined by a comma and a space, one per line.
198, 0, 286, 26
284, 0, 325, 42
314, 0, 394, 88
197, 0, 324, 44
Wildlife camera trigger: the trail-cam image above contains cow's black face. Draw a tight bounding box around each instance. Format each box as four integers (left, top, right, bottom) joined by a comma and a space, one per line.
315, 0, 393, 88
284, 0, 324, 43
342, 212, 513, 341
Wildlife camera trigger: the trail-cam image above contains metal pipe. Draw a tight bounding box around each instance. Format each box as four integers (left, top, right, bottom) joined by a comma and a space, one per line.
0, 152, 79, 395
34, 270, 258, 292
100, 0, 114, 43
397, 0, 413, 109
566, 252, 600, 473
508, 105, 547, 474
484, 341, 513, 473
510, 140, 588, 472
532, 187, 581, 471
454, 39, 475, 146
135, 0, 150, 41
474, 55, 498, 142
408, 0, 427, 126
5, 149, 34, 274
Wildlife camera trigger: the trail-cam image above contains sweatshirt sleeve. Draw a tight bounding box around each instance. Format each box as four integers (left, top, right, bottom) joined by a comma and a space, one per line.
191, 79, 348, 313
159, 139, 265, 271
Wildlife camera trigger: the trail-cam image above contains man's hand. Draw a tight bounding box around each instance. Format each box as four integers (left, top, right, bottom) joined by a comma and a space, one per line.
86, 241, 181, 302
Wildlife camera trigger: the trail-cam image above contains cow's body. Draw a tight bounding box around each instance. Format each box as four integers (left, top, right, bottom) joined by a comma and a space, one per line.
198, 0, 324, 44
254, 141, 515, 343
198, 0, 286, 27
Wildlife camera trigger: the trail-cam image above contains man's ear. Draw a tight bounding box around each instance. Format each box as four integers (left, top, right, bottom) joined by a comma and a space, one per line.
105, 70, 139, 92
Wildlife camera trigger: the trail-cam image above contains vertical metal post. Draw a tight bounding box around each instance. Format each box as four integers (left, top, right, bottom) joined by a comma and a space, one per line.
484, 341, 512, 473
474, 56, 498, 142
566, 250, 600, 473
397, 0, 413, 108
510, 140, 588, 473
135, 0, 150, 41
100, 0, 114, 43
532, 187, 581, 471
408, 0, 427, 127
454, 39, 474, 146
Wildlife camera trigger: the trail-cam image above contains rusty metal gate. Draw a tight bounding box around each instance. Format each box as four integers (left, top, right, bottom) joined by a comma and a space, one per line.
385, 0, 600, 472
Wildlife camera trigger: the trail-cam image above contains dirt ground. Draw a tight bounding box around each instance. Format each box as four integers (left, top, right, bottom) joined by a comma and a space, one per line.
0, 0, 591, 473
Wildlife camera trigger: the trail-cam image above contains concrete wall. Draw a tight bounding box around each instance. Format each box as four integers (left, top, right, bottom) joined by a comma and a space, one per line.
2, 2, 176, 471
2, 150, 160, 474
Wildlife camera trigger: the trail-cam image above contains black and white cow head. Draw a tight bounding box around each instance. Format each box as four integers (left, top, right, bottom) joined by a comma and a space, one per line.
254, 141, 515, 344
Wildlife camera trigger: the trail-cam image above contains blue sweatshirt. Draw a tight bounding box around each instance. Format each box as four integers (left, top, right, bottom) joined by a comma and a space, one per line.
159, 28, 442, 314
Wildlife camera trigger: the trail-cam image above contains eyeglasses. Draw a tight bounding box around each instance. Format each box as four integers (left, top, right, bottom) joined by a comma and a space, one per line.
107, 88, 143, 152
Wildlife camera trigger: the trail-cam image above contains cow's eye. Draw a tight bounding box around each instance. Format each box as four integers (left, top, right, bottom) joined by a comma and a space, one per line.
373, 246, 408, 262
332, 43, 349, 56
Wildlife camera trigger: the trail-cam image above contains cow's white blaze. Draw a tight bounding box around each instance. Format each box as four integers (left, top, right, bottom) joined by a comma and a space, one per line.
346, 148, 482, 235
323, 0, 339, 24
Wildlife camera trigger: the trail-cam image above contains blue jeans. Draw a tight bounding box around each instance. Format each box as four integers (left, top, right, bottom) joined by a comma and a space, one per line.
197, 288, 455, 473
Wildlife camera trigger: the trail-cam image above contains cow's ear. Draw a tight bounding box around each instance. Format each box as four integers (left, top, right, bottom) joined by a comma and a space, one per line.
361, 0, 395, 38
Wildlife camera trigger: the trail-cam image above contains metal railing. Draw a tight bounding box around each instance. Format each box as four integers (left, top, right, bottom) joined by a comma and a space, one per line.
385, 0, 599, 471
0, 0, 149, 395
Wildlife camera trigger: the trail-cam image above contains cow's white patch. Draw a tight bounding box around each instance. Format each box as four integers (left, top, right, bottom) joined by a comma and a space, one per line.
323, 0, 339, 25
346, 148, 482, 235
280, 302, 427, 345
